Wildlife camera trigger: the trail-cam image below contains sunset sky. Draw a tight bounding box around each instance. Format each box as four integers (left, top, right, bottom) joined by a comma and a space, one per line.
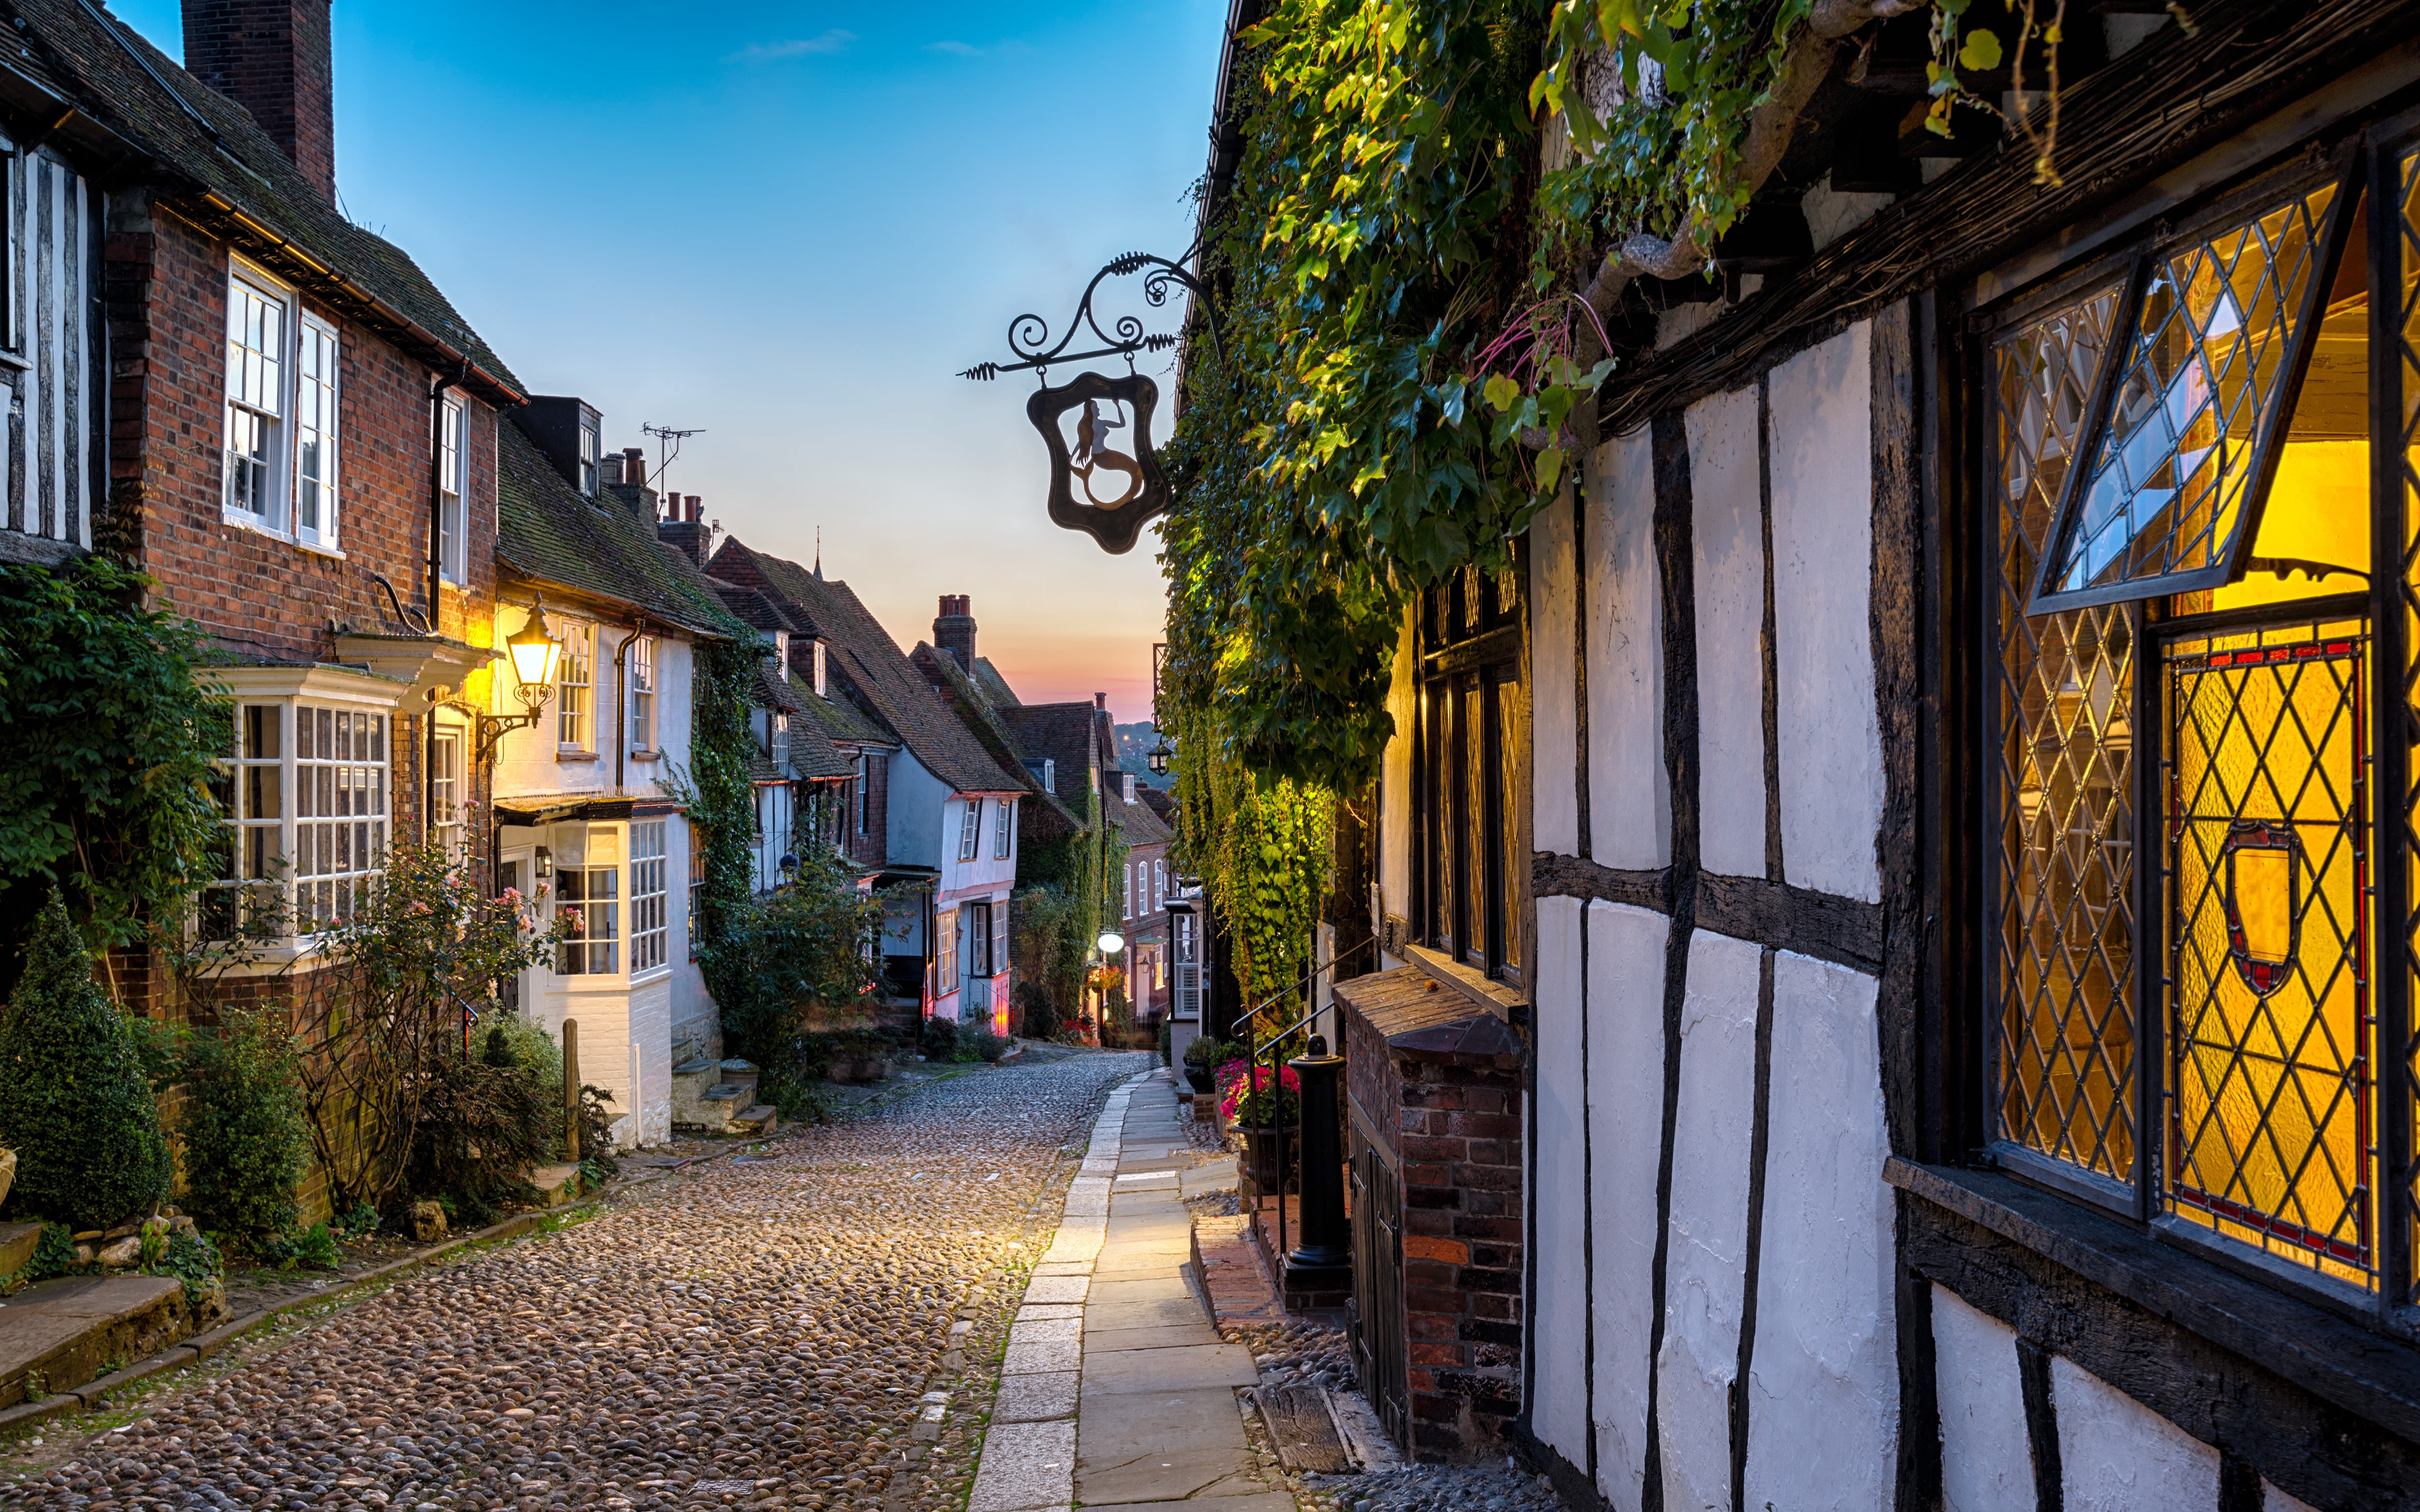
111, 0, 1226, 724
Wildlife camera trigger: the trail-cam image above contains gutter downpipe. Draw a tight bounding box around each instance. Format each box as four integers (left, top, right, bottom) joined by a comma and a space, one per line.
613, 622, 645, 795
423, 365, 463, 845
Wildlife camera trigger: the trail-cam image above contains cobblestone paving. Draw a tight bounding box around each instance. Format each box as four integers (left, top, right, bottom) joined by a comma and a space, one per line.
10, 1049, 1153, 1512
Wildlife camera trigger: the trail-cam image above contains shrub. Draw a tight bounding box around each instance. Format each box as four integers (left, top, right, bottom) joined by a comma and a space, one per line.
696, 851, 883, 1066
403, 1052, 551, 1223
180, 1003, 310, 1239
287, 1221, 339, 1271
1160, 1017, 1173, 1066
0, 890, 170, 1229
964, 1029, 1009, 1064
1184, 1036, 1243, 1069
1015, 981, 1058, 1041
146, 1228, 222, 1307
921, 1015, 960, 1061
758, 1065, 834, 1125
575, 1085, 620, 1177
27, 1222, 74, 1280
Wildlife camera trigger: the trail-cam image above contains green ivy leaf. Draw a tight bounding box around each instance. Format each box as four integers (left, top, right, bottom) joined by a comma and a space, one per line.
1958, 29, 2003, 72
1482, 374, 1521, 412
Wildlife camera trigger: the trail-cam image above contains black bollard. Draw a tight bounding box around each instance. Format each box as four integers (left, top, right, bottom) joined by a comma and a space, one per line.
1286, 1035, 1350, 1286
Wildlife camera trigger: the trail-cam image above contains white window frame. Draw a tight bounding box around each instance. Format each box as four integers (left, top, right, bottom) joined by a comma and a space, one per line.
293, 314, 340, 549
631, 821, 668, 975
775, 631, 790, 683
993, 797, 1013, 859
437, 393, 466, 582
578, 418, 599, 495
222, 266, 292, 531
557, 620, 593, 751
555, 824, 621, 975
965, 900, 992, 978
813, 641, 828, 696
203, 695, 392, 943
430, 722, 464, 863
936, 908, 957, 992
628, 635, 657, 752
772, 712, 790, 765
958, 798, 982, 862
1154, 859, 1165, 909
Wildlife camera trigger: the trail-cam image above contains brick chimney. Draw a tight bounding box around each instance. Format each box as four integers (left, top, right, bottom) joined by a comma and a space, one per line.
935, 595, 976, 672
183, 0, 336, 202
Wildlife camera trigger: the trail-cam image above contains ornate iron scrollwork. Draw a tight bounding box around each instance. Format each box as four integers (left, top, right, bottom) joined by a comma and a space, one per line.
961, 252, 1217, 554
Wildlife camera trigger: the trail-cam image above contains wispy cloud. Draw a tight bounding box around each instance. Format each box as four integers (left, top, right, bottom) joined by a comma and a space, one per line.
927, 39, 983, 56
727, 30, 855, 63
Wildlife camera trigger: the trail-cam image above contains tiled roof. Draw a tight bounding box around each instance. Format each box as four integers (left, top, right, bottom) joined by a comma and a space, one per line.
791, 675, 894, 748
712, 583, 812, 637
496, 423, 742, 641
708, 539, 1017, 795
781, 707, 853, 781
972, 658, 1021, 708
997, 703, 1104, 813
15, 0, 521, 400
1109, 790, 1174, 847
911, 645, 1079, 832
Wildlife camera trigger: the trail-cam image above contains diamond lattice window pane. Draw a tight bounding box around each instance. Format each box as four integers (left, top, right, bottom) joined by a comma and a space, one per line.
1991, 284, 2141, 1185
2164, 627, 2372, 1286
2037, 184, 2341, 608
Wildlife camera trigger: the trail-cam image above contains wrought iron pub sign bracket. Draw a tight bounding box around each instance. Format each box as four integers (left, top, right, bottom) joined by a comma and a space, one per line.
961, 252, 1217, 556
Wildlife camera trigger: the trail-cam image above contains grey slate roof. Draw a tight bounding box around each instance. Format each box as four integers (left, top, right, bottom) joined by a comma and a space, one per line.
1109, 788, 1173, 847
708, 539, 1018, 796
14, 0, 520, 399
496, 423, 742, 641
971, 658, 1022, 709
911, 644, 1078, 832
997, 703, 1107, 814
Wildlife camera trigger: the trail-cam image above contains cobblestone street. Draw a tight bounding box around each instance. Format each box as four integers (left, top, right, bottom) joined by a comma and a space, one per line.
8, 1051, 1156, 1512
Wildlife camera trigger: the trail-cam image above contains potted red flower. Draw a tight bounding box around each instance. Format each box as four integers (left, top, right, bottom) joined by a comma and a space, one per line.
1222, 1062, 1301, 1190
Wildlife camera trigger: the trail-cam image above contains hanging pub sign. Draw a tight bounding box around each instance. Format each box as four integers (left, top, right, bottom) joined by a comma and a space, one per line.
961, 251, 1217, 556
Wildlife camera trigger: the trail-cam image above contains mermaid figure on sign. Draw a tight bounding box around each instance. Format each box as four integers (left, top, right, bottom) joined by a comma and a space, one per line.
1073, 398, 1142, 508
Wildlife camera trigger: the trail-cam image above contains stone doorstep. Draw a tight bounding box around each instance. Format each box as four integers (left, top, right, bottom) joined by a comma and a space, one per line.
0, 1274, 188, 1408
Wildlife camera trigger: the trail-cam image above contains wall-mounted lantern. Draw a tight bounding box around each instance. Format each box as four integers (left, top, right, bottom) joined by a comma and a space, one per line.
962, 253, 1219, 555
1147, 740, 1173, 776
469, 596, 564, 766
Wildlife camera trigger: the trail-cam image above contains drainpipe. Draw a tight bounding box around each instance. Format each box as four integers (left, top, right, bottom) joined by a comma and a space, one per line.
612, 623, 643, 794
423, 365, 464, 844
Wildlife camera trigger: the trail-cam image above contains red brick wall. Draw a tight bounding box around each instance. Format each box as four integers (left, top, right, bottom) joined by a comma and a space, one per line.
111, 208, 499, 659
845, 750, 890, 867
1396, 1057, 1524, 1457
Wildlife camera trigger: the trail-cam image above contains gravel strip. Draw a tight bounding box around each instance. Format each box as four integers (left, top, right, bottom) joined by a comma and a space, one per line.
8, 1050, 1152, 1512
1239, 1321, 1571, 1512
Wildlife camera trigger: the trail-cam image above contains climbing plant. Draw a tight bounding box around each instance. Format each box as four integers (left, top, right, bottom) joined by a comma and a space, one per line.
0, 557, 229, 989
679, 637, 766, 1024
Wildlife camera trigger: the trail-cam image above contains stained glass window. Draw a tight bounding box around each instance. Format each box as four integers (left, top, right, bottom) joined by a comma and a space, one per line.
1992, 283, 2137, 1189
2033, 182, 2344, 611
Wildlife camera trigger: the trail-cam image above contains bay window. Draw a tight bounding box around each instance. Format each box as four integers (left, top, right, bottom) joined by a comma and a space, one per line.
203, 697, 389, 941
631, 821, 668, 973
555, 825, 620, 974
1982, 138, 2420, 1307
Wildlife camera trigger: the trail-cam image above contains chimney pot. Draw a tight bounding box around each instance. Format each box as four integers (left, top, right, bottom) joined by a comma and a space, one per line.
934, 595, 977, 673
1095, 692, 1108, 710
182, 0, 336, 202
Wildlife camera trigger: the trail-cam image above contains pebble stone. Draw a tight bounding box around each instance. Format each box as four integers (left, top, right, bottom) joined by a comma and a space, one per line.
12, 1050, 1153, 1512
1242, 1322, 1573, 1512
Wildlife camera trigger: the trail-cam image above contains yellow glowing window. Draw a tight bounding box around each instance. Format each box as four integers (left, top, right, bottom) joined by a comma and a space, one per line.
1989, 144, 2408, 1301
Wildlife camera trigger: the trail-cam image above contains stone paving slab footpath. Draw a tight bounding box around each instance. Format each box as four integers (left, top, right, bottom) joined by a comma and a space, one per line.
2, 1049, 1155, 1512
966, 1070, 1295, 1512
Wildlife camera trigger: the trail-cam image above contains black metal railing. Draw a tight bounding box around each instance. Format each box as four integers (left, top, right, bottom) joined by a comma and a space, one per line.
1233, 933, 1378, 1272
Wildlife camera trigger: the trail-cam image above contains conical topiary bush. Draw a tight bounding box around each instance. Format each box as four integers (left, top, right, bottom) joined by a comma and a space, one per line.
0, 889, 170, 1229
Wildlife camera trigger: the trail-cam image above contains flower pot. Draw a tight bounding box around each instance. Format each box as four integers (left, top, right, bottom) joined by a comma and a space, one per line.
1184, 1067, 1215, 1095
1238, 1125, 1288, 1190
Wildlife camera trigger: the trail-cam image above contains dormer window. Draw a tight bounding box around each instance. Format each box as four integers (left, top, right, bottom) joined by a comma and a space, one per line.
813, 641, 828, 697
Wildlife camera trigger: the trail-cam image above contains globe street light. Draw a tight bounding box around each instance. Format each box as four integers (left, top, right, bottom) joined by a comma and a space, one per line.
1097, 931, 1125, 955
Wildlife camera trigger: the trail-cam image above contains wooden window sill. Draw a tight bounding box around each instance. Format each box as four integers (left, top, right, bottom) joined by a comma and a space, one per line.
1886, 1156, 2420, 1447
556, 749, 599, 763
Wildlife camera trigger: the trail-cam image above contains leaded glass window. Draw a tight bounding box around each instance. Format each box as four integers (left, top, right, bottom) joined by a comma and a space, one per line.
1985, 142, 2420, 1305
1415, 565, 1521, 983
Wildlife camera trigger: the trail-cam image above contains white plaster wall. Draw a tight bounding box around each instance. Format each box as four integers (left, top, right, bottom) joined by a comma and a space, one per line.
1587, 430, 1670, 871
1382, 616, 1416, 920
887, 751, 946, 867
1588, 900, 1674, 1512
1767, 324, 1883, 903
1685, 386, 1768, 880
1656, 928, 1763, 1512
1931, 1286, 2032, 1512
544, 980, 632, 1148
1532, 895, 1591, 1468
1532, 488, 1580, 856
1742, 952, 1894, 1512
625, 973, 672, 1148
2051, 1356, 2221, 1512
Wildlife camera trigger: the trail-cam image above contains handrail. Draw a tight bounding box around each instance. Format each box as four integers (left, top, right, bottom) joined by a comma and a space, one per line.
1234, 930, 1380, 1272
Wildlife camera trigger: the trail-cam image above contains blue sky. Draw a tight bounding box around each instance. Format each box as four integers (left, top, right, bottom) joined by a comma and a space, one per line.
111, 0, 1226, 720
